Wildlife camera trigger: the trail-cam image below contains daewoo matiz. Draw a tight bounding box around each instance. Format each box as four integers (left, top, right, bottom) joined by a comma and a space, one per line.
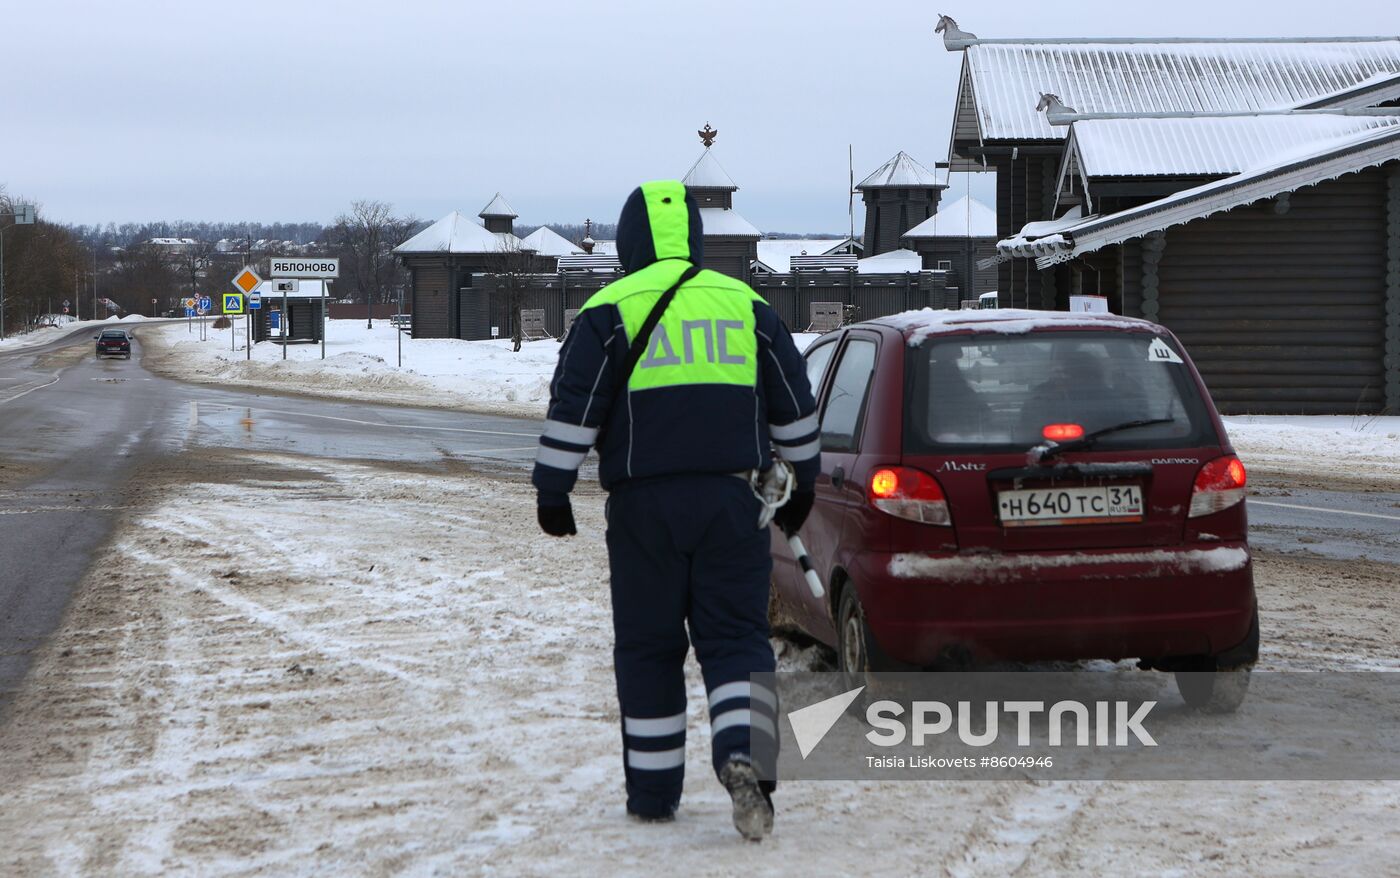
770, 309, 1258, 710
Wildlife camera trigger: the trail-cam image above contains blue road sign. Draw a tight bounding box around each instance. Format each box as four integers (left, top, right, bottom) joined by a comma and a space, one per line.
184, 307, 196, 317
197, 296, 212, 311
249, 294, 262, 310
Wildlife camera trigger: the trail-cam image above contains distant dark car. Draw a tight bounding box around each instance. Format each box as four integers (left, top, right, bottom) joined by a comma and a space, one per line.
95, 329, 131, 359
770, 309, 1257, 711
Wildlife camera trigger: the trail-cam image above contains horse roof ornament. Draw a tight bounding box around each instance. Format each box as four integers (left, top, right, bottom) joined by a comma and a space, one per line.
1036, 93, 1081, 126
936, 15, 979, 51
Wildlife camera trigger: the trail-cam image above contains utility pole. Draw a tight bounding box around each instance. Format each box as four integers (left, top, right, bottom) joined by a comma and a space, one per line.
0, 203, 38, 340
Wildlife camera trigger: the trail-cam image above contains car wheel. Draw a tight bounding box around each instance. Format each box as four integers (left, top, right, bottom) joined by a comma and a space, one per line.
1175, 666, 1250, 713
836, 582, 905, 674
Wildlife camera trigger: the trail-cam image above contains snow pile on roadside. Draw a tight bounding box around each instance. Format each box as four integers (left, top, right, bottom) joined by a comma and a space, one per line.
144, 321, 561, 417
1224, 415, 1400, 482
0, 318, 118, 352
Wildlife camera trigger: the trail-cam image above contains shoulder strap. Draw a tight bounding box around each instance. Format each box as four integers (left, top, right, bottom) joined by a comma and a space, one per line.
614, 264, 701, 393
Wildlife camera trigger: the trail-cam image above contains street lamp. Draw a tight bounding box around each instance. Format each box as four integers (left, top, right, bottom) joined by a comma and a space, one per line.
0, 203, 38, 340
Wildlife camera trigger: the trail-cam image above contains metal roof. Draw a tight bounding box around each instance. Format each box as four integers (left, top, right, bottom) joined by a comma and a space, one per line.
683, 149, 738, 190
753, 239, 853, 273
1000, 123, 1400, 267
856, 151, 946, 189
964, 40, 1400, 142
1069, 113, 1400, 177
478, 193, 518, 218
518, 226, 579, 257
698, 207, 760, 238
394, 211, 523, 254
901, 195, 998, 238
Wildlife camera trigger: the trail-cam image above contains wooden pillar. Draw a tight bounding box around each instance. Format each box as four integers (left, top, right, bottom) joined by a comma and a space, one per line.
1141, 231, 1166, 325
1386, 164, 1400, 412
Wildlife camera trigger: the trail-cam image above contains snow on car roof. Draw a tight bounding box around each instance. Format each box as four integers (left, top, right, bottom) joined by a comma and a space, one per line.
871, 307, 1159, 346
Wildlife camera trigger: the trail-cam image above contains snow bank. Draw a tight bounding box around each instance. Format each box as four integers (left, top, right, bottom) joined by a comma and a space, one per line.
1224, 415, 1400, 483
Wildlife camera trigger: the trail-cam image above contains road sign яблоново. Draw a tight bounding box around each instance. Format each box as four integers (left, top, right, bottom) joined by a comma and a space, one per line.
223, 293, 245, 315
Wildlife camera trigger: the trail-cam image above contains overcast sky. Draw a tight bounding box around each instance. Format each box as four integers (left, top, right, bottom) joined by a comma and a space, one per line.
3, 0, 1395, 233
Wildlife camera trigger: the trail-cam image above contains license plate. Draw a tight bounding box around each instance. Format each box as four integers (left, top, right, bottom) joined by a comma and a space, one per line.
997, 485, 1144, 527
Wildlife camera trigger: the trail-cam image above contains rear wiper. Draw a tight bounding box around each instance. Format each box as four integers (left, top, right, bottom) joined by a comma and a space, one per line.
1035, 418, 1175, 463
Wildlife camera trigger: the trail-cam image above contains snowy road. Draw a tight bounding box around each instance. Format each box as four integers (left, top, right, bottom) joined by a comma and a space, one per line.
0, 325, 541, 711
1, 324, 1398, 874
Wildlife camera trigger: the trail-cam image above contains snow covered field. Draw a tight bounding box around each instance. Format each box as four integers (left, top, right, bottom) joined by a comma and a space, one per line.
142, 320, 562, 418
142, 320, 1398, 483
1, 450, 1397, 875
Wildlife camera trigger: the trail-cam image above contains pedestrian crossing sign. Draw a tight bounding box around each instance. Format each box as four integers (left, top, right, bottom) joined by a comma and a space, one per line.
223, 293, 245, 315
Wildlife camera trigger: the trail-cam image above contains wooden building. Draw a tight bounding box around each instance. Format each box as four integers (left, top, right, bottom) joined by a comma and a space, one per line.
994, 112, 1400, 414
394, 196, 551, 339
682, 146, 760, 282
900, 194, 999, 299
937, 16, 1400, 311
856, 151, 947, 255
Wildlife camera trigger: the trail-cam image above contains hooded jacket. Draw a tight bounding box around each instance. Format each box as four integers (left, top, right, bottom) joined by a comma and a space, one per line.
532, 180, 820, 498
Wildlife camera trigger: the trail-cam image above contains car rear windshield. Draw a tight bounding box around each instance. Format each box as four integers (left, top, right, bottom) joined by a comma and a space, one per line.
100, 331, 127, 339
904, 331, 1219, 453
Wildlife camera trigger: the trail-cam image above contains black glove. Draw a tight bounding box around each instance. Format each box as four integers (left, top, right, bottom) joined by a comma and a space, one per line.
773, 489, 815, 536
537, 494, 577, 537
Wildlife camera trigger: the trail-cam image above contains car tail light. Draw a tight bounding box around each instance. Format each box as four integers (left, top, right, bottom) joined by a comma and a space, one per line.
1042, 423, 1085, 442
1188, 455, 1248, 518
868, 466, 951, 526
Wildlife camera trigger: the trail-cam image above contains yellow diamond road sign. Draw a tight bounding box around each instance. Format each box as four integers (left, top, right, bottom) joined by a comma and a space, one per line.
223, 293, 245, 315
232, 267, 261, 295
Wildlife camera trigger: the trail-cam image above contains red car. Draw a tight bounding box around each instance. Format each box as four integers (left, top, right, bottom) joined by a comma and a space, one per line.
770, 309, 1257, 709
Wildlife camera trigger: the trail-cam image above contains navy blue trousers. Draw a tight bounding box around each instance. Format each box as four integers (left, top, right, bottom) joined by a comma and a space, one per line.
605, 474, 778, 818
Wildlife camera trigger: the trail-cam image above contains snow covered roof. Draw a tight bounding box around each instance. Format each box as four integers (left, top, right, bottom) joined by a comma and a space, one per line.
961, 40, 1400, 142
518, 226, 580, 257
901, 195, 998, 238
999, 121, 1400, 267
394, 211, 523, 254
753, 239, 853, 273
683, 150, 738, 190
857, 151, 946, 189
479, 193, 518, 218
699, 207, 760, 238
857, 248, 923, 274
590, 240, 618, 256
1068, 113, 1400, 178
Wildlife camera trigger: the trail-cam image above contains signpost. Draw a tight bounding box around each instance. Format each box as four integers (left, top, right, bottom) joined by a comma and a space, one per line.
223, 293, 245, 353
267, 258, 336, 360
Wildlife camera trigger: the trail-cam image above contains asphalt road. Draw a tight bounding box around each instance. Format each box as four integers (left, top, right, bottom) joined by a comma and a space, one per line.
2, 325, 1398, 708
0, 324, 541, 707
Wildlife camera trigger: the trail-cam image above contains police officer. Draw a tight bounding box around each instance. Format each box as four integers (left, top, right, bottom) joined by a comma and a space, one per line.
533, 180, 819, 840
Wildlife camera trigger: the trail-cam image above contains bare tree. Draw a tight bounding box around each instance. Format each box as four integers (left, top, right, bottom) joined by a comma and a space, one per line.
329, 200, 419, 327
484, 241, 547, 353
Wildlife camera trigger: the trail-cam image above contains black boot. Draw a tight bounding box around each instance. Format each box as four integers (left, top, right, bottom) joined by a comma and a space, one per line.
718, 758, 773, 841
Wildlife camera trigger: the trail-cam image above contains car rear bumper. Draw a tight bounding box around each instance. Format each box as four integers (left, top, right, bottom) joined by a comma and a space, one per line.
851, 543, 1255, 665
